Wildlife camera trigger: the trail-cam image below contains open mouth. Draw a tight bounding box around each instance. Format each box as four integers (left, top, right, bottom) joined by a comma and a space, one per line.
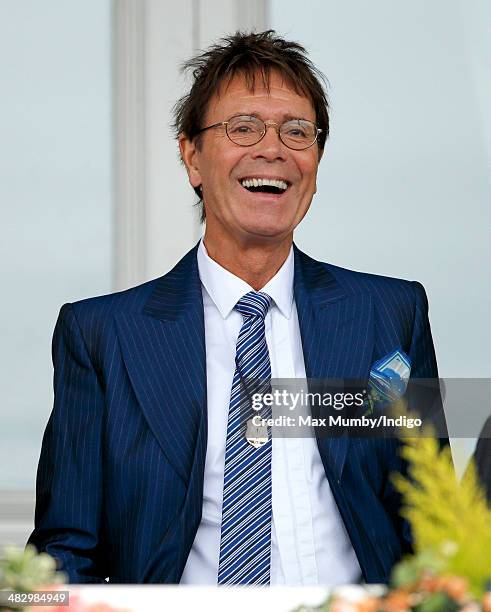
239, 177, 290, 195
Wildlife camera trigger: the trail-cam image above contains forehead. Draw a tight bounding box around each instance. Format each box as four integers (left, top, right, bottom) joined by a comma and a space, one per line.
205, 70, 316, 122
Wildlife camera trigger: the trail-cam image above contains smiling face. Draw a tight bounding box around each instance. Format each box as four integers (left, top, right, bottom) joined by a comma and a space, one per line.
179, 70, 323, 249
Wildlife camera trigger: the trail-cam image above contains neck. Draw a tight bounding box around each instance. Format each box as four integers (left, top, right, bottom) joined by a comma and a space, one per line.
203, 233, 292, 291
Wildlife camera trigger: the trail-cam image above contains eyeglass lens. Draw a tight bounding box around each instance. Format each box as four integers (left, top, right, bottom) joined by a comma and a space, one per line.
226, 116, 317, 150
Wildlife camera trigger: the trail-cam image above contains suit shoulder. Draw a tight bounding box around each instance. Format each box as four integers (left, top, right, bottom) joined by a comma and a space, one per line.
64, 244, 200, 323
322, 260, 423, 309
62, 276, 161, 325
53, 277, 165, 360
319, 261, 429, 345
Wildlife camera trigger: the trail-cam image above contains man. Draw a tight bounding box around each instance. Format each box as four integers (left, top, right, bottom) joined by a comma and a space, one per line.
29, 30, 447, 585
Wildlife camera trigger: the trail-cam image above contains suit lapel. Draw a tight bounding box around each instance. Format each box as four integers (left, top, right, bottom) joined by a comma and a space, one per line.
115, 244, 207, 485
293, 245, 374, 481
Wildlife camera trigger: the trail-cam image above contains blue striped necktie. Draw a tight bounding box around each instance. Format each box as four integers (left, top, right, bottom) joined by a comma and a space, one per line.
217, 291, 273, 585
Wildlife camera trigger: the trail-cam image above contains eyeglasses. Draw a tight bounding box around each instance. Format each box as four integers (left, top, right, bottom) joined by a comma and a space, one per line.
196, 115, 322, 151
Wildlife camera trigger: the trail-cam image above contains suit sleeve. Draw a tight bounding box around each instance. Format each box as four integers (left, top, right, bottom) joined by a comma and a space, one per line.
381, 281, 451, 557
408, 281, 449, 441
27, 303, 107, 583
408, 282, 439, 378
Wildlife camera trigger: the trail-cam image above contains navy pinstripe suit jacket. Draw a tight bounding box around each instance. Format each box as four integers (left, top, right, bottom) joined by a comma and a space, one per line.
28, 242, 445, 584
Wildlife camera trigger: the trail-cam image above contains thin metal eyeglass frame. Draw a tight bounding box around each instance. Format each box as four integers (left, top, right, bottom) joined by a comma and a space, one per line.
195, 116, 322, 151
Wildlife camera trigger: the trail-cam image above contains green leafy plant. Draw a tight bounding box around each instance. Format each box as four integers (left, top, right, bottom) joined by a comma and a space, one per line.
392, 432, 491, 597
291, 423, 491, 611
0, 544, 66, 593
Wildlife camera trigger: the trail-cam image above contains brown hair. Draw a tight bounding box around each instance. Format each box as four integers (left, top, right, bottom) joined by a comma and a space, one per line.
173, 30, 330, 221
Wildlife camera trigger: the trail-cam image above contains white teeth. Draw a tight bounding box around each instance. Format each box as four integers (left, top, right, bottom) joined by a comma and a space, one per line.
240, 178, 289, 191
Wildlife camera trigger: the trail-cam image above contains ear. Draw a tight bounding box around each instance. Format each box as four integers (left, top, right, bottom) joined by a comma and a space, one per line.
179, 134, 202, 189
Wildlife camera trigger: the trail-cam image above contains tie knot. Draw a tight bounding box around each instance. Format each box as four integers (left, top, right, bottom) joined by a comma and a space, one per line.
235, 291, 271, 320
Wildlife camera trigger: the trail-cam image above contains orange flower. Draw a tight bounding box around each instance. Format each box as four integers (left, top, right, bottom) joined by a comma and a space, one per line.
357, 597, 380, 612
418, 572, 441, 593
383, 590, 412, 612
438, 575, 469, 601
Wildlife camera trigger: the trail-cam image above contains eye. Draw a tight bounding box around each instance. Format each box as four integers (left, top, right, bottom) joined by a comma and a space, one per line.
227, 117, 262, 135
282, 120, 316, 141
285, 127, 308, 137
231, 124, 254, 134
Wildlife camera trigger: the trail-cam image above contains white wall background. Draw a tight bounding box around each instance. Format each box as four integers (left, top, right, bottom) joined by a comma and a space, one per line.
0, 1, 112, 492
270, 0, 491, 380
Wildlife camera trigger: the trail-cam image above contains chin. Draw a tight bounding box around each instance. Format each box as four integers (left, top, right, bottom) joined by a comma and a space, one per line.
240, 209, 297, 236
238, 221, 292, 240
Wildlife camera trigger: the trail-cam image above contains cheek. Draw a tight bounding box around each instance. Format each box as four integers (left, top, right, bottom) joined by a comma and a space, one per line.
294, 151, 319, 180
308, 163, 318, 190
298, 163, 319, 193
203, 149, 243, 187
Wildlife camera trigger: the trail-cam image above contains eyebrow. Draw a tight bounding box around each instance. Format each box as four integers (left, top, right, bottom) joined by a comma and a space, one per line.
231, 111, 313, 122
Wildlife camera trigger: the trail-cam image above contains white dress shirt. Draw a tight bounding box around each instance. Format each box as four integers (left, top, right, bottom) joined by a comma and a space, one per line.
180, 240, 361, 585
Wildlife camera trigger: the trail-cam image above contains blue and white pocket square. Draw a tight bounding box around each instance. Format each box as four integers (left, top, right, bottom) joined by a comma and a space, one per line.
366, 349, 411, 413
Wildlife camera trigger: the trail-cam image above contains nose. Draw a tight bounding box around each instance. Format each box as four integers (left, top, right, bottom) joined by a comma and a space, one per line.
251, 122, 287, 161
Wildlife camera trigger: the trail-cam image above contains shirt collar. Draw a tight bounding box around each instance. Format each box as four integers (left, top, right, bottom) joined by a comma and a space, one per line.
197, 238, 294, 320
